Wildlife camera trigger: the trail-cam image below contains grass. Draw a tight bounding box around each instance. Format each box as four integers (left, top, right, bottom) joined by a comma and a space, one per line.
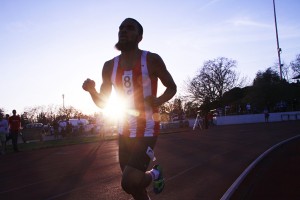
4, 134, 117, 154
3, 127, 190, 154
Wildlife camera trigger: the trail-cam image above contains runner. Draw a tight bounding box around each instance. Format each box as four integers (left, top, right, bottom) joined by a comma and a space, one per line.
83, 18, 177, 199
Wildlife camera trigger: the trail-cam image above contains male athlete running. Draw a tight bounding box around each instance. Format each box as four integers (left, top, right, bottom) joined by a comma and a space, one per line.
82, 18, 177, 200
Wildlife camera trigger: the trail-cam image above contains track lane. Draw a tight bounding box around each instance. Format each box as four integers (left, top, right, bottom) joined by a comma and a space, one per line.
0, 121, 299, 200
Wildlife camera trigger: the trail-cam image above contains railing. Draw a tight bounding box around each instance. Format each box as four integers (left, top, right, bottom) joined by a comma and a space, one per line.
281, 113, 300, 121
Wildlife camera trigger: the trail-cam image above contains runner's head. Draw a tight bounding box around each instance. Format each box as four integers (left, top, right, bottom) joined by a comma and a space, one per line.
115, 18, 143, 52
124, 18, 143, 36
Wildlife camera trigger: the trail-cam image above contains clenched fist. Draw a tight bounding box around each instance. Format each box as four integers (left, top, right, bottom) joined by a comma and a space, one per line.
82, 78, 96, 92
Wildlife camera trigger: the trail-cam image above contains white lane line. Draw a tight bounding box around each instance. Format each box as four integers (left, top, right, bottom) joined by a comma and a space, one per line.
166, 164, 204, 182
220, 134, 300, 200
165, 150, 231, 182
0, 177, 58, 194
45, 175, 119, 200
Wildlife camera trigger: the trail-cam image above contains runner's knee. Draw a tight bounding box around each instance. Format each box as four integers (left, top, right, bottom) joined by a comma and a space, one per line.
121, 173, 145, 194
121, 176, 130, 194
121, 176, 137, 194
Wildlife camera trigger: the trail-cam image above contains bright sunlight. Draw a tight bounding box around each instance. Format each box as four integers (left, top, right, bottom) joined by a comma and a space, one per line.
102, 90, 127, 121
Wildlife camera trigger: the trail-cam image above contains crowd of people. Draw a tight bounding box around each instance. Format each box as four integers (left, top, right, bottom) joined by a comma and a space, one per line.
0, 109, 22, 154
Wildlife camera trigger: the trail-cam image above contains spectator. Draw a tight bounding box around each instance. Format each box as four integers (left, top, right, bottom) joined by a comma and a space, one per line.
0, 113, 9, 154
66, 121, 73, 137
8, 110, 21, 152
246, 103, 251, 113
53, 121, 59, 139
207, 112, 214, 126
264, 107, 270, 123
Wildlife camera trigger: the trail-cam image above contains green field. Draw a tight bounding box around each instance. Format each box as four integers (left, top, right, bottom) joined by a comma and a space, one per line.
4, 134, 116, 154
3, 127, 190, 154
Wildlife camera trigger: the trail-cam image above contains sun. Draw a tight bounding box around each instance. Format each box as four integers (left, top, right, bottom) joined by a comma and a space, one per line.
102, 91, 127, 121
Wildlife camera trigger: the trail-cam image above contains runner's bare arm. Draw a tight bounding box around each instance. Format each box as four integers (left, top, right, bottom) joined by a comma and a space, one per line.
146, 53, 177, 107
82, 61, 113, 108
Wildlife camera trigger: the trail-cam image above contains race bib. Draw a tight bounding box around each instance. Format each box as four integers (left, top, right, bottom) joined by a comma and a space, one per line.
122, 71, 133, 96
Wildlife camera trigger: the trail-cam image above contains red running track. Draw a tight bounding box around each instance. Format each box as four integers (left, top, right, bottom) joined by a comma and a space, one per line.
0, 121, 299, 200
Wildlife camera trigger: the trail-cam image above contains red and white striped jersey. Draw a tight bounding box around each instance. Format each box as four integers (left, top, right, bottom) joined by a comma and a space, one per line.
111, 51, 160, 138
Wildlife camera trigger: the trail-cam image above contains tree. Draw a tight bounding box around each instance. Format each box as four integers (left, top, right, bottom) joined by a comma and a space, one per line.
185, 57, 243, 107
24, 106, 44, 123
172, 98, 183, 116
218, 67, 300, 113
183, 101, 199, 118
23, 105, 83, 124
159, 98, 184, 121
37, 112, 48, 124
253, 67, 281, 86
290, 54, 300, 77
57, 106, 82, 120
247, 68, 289, 111
21, 112, 29, 127
159, 102, 172, 122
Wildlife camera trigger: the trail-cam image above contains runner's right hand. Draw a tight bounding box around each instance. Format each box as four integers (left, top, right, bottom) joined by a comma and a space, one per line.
82, 78, 96, 92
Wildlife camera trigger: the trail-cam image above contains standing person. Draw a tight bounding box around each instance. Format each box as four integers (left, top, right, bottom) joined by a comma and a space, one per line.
264, 107, 270, 123
4, 114, 9, 148
204, 113, 209, 129
66, 121, 73, 137
207, 112, 214, 126
246, 103, 251, 113
8, 110, 21, 152
82, 18, 177, 200
53, 121, 59, 140
0, 113, 9, 154
196, 114, 203, 130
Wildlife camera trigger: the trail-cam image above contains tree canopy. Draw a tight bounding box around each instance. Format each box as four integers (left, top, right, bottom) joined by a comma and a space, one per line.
184, 57, 243, 111
290, 54, 300, 78
183, 58, 300, 116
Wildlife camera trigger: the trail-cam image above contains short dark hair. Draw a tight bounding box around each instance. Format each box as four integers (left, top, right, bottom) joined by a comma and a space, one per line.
125, 18, 143, 36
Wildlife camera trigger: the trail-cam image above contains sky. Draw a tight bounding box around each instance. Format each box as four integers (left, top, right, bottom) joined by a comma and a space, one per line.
1, 0, 300, 115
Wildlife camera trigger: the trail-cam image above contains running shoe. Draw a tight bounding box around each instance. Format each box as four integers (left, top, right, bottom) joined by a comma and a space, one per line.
153, 164, 165, 194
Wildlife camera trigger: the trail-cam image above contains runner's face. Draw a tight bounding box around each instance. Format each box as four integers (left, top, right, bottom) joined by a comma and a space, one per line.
115, 20, 141, 51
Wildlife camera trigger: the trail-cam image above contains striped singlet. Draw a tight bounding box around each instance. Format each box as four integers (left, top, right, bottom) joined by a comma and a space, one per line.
111, 51, 160, 138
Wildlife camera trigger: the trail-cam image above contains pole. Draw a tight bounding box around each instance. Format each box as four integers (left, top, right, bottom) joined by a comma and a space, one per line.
193, 113, 199, 130
273, 0, 283, 80
62, 94, 65, 109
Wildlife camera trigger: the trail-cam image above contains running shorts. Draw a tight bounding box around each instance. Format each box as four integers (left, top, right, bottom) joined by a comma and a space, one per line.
119, 135, 157, 172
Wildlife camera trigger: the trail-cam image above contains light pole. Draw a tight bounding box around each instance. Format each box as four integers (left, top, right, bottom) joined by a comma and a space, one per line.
273, 0, 283, 80
62, 94, 65, 109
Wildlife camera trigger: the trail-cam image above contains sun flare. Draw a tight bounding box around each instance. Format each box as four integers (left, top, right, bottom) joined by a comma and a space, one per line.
102, 92, 127, 121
